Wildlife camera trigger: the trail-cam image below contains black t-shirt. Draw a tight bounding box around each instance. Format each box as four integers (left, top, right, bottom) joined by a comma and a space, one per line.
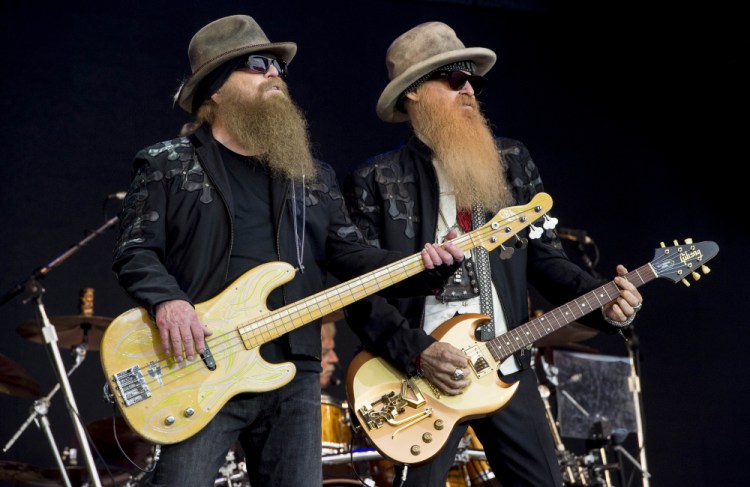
219, 144, 319, 374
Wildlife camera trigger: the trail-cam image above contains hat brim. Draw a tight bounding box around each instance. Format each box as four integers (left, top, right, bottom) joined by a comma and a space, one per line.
175, 41, 298, 113
376, 47, 496, 123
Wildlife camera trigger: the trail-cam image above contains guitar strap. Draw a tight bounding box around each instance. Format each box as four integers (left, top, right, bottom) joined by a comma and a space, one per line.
472, 201, 495, 341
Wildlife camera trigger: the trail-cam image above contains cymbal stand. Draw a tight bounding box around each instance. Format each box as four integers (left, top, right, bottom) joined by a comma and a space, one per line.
12, 285, 101, 486
538, 385, 580, 485
621, 326, 651, 486
0, 215, 118, 487
6, 387, 73, 485
3, 343, 88, 467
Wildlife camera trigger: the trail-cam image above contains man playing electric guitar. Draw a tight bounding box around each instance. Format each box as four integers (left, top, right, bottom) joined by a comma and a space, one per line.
344, 21, 643, 487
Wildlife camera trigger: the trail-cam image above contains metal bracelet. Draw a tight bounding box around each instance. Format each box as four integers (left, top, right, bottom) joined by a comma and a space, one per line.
601, 307, 636, 328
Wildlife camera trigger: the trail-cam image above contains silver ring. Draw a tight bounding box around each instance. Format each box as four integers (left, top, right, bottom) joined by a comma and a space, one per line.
633, 302, 643, 312
452, 368, 465, 381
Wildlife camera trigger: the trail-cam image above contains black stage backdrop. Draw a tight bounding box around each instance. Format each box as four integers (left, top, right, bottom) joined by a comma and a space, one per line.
0, 1, 746, 486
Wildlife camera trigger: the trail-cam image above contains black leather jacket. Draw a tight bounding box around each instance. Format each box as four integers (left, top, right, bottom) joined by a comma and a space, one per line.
344, 136, 617, 375
112, 126, 441, 359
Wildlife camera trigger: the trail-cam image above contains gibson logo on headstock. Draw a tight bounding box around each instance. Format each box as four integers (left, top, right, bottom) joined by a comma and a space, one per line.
680, 248, 703, 265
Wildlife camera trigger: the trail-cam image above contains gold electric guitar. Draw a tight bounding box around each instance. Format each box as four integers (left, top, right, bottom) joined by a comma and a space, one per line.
100, 193, 553, 444
347, 239, 719, 465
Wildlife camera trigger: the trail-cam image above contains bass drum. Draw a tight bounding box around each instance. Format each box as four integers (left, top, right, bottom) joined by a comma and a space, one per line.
446, 465, 470, 487
321, 394, 352, 455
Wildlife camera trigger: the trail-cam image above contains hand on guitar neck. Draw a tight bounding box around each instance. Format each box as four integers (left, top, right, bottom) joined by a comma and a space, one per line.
152, 240, 464, 365
601, 264, 644, 325
418, 264, 642, 399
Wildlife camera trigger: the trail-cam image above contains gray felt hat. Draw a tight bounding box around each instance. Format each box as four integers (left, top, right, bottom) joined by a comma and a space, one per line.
376, 22, 496, 123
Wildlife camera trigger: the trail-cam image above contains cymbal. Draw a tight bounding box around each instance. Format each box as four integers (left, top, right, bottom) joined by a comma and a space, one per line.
17, 315, 111, 351
0, 353, 40, 398
0, 460, 55, 486
82, 416, 155, 470
541, 342, 600, 354
0, 460, 130, 487
42, 465, 132, 487
534, 322, 599, 348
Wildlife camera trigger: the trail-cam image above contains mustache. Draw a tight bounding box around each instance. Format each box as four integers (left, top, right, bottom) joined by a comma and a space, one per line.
458, 94, 479, 109
259, 78, 286, 93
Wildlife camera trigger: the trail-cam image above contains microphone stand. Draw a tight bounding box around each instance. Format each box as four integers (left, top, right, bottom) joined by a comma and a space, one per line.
622, 326, 651, 486
0, 215, 119, 487
4, 344, 89, 487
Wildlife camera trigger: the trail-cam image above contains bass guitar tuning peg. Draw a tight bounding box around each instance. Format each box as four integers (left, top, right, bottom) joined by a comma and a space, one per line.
528, 223, 543, 240
542, 214, 558, 230
498, 244, 514, 260
513, 234, 529, 249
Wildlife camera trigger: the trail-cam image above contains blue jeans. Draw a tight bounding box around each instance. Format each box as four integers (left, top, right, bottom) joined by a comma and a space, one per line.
145, 371, 322, 487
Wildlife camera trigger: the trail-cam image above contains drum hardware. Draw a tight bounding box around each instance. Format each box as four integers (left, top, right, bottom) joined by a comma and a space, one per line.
0, 214, 121, 487
587, 417, 650, 487
542, 346, 654, 487
451, 426, 500, 487
539, 383, 621, 487
620, 326, 652, 486
3, 340, 90, 487
322, 449, 385, 465
539, 382, 576, 483
214, 448, 250, 487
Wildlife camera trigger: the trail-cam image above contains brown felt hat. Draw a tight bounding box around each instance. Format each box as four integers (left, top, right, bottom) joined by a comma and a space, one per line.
376, 22, 496, 123
174, 15, 297, 113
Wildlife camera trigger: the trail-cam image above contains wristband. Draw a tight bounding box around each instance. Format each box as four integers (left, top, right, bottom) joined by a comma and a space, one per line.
602, 307, 636, 328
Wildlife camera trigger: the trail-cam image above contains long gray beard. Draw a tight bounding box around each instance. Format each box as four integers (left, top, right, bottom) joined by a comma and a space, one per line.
221, 85, 317, 181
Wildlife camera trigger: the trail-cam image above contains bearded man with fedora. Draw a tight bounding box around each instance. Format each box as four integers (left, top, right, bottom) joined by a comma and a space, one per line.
344, 21, 643, 486
112, 15, 463, 487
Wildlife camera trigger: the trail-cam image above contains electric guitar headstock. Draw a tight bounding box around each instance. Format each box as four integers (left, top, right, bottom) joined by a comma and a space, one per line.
651, 238, 719, 286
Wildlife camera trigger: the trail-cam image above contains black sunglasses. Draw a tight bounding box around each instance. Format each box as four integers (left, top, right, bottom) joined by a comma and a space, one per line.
241, 54, 287, 77
428, 70, 487, 95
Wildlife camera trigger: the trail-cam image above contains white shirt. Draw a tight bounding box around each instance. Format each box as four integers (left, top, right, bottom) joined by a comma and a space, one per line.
423, 159, 520, 375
